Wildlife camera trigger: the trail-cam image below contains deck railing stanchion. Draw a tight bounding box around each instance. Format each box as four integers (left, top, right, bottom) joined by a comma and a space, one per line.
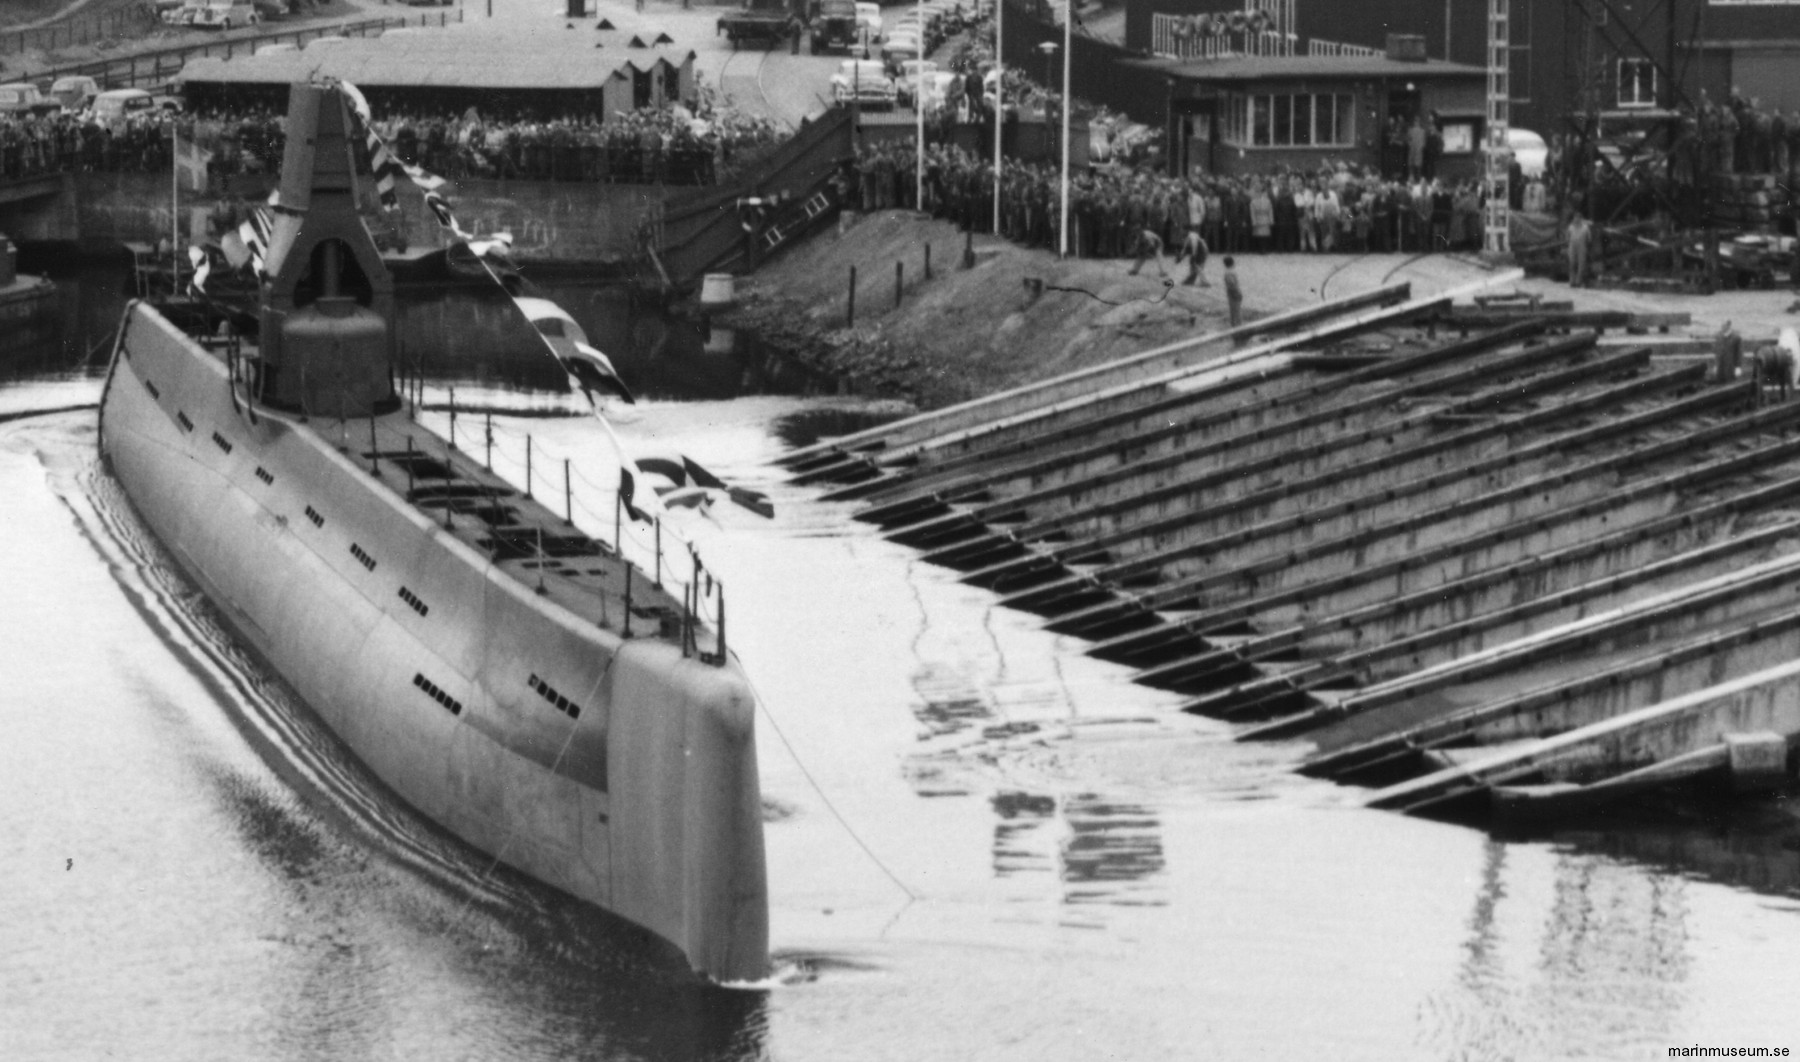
623, 566, 634, 637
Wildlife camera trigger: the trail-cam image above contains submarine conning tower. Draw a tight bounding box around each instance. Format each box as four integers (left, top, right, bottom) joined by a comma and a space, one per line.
256, 82, 399, 418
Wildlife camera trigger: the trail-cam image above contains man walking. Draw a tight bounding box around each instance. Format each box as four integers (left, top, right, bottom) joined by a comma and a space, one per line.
1222, 255, 1242, 326
1175, 225, 1210, 286
1128, 227, 1168, 278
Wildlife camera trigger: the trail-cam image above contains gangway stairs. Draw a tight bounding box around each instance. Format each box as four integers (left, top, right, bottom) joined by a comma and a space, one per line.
760, 189, 835, 253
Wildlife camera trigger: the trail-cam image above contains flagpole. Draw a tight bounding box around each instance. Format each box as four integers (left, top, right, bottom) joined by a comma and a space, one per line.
171, 124, 180, 269
914, 0, 924, 210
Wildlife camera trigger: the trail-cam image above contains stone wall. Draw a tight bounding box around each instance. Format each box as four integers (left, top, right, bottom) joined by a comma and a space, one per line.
63, 172, 686, 261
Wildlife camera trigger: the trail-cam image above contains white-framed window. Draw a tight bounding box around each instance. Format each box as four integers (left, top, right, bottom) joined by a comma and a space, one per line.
1221, 92, 1356, 147
1618, 57, 1657, 109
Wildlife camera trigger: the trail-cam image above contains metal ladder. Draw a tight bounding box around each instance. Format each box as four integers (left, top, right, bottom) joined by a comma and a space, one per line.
758, 189, 834, 251
1484, 0, 1511, 255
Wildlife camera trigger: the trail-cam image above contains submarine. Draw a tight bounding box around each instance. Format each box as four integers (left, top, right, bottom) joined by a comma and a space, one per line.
97, 82, 768, 982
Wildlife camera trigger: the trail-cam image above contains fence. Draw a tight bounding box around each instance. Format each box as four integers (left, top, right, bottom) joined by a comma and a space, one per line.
1308, 38, 1383, 59
22, 10, 460, 88
1149, 12, 1295, 60
1, 4, 160, 55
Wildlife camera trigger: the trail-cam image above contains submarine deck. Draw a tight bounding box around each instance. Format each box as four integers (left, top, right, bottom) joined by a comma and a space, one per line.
200, 329, 714, 658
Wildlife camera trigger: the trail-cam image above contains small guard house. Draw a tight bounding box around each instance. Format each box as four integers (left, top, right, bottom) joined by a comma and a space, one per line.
1129, 42, 1488, 181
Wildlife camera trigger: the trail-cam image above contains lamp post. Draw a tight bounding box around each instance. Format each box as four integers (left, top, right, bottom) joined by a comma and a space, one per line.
992, 0, 1003, 233
915, 0, 925, 211
1059, 0, 1070, 257
1038, 40, 1057, 164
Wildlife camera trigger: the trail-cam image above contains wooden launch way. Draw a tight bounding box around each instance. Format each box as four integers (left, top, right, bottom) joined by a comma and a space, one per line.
782, 284, 1800, 820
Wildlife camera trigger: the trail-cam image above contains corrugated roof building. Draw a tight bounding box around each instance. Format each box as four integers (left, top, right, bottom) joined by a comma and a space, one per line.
178, 29, 695, 119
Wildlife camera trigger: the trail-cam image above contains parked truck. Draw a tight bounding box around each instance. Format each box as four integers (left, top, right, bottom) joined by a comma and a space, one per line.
809, 0, 862, 54
717, 0, 799, 49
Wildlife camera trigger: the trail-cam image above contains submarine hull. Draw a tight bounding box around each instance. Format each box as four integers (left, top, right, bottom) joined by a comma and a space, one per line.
99, 305, 768, 982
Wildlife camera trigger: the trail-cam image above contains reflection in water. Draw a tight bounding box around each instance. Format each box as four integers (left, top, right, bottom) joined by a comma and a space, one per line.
984, 791, 1166, 909
1060, 795, 1166, 908
1551, 801, 1800, 899
1422, 841, 1692, 1060
911, 669, 992, 741
992, 790, 1058, 880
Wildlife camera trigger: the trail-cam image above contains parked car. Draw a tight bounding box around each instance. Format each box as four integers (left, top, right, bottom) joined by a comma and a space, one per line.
0, 82, 62, 117
882, 31, 922, 67
854, 2, 883, 44
49, 76, 101, 113
159, 1, 200, 26
191, 3, 262, 29
893, 7, 942, 39
893, 59, 937, 108
88, 88, 180, 129
922, 0, 964, 33
830, 59, 897, 109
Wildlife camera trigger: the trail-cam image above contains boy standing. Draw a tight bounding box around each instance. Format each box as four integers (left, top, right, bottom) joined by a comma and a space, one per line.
1222, 255, 1242, 327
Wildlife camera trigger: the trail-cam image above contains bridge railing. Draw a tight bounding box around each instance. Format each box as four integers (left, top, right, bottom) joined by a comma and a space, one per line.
1, 4, 160, 55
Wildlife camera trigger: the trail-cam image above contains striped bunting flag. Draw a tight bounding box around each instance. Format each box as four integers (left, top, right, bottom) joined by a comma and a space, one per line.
329, 80, 770, 521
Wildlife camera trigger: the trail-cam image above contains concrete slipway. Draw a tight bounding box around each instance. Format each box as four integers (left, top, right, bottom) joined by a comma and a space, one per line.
781, 281, 1800, 821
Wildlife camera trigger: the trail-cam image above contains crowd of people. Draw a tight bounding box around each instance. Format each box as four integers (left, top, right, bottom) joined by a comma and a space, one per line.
847, 139, 1497, 261
0, 107, 177, 180
0, 93, 790, 189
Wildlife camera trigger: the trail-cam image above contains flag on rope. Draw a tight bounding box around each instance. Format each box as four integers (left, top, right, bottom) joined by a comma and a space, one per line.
618, 466, 658, 523
330, 79, 770, 522
233, 201, 274, 278
187, 246, 210, 294
174, 132, 211, 193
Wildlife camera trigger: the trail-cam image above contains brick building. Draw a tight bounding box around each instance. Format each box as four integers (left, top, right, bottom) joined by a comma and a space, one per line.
1124, 0, 1800, 138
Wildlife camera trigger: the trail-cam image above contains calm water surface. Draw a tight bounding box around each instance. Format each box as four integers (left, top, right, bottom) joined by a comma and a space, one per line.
4, 260, 1800, 1060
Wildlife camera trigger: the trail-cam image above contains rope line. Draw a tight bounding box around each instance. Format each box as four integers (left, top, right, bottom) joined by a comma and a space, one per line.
1042, 278, 1178, 307
735, 654, 919, 903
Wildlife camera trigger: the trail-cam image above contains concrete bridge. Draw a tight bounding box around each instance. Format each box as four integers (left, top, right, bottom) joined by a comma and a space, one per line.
0, 174, 78, 242
3, 105, 851, 283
